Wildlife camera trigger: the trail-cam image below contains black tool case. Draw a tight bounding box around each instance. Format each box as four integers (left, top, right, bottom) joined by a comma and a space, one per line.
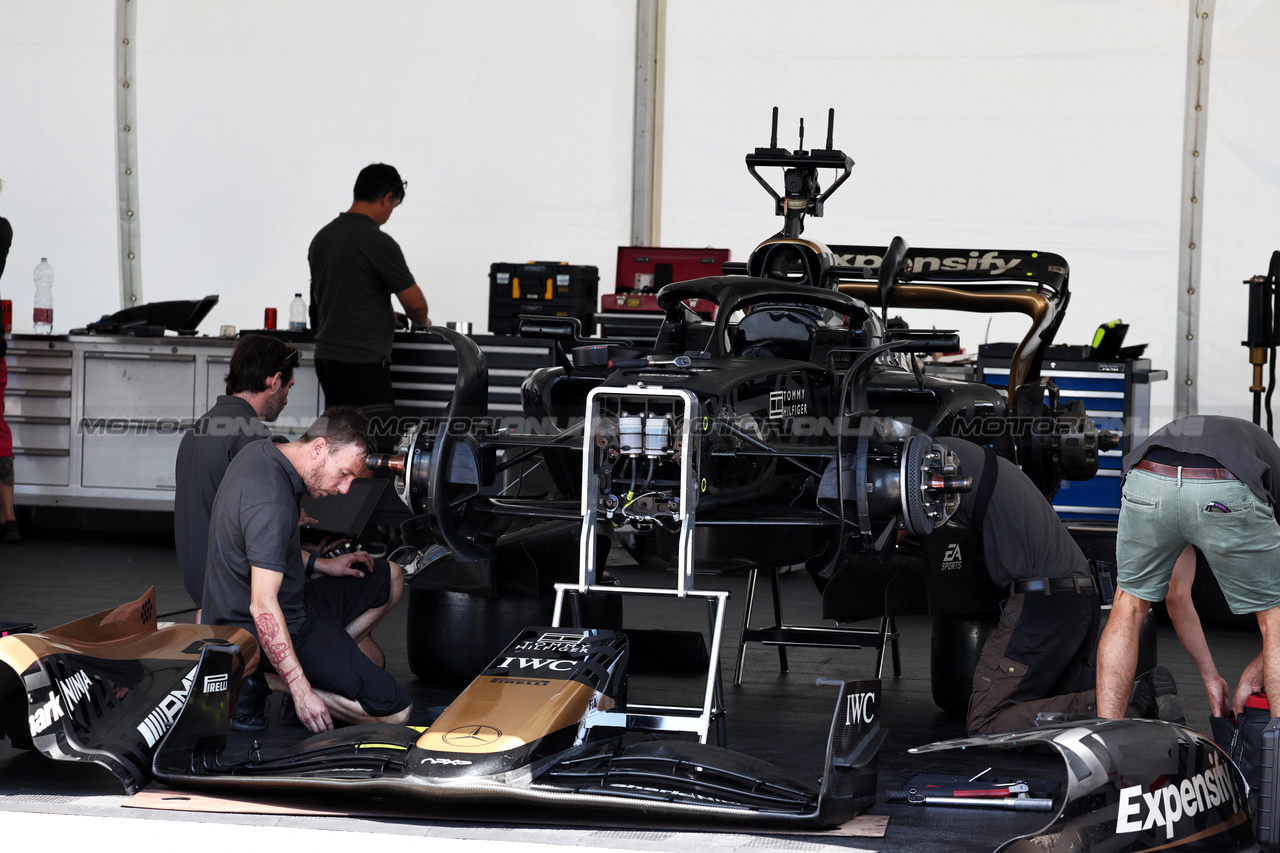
489, 262, 599, 335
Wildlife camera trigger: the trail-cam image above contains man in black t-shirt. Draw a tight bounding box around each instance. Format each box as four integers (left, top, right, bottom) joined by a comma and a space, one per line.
0, 185, 16, 544
308, 164, 430, 418
203, 407, 411, 732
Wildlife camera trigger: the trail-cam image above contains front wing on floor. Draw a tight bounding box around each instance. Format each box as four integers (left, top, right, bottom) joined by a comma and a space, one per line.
154, 630, 884, 829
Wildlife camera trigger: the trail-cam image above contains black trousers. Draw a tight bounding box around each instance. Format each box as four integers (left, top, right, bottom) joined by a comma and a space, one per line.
314, 357, 395, 411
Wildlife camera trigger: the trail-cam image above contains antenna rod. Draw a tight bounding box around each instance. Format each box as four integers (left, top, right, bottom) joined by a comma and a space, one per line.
770, 106, 778, 148
825, 108, 834, 150
798, 117, 805, 152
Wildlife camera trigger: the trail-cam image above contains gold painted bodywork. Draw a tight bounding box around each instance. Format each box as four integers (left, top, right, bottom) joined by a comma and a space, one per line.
837, 282, 1054, 394
416, 676, 614, 754
0, 587, 257, 679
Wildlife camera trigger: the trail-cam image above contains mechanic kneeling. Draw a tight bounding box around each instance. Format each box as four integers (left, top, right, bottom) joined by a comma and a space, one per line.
202, 407, 411, 732
939, 438, 1172, 734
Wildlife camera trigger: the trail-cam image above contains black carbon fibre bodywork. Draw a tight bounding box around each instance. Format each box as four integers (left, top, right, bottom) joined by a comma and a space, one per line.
155, 632, 883, 829
913, 720, 1258, 852
0, 590, 256, 794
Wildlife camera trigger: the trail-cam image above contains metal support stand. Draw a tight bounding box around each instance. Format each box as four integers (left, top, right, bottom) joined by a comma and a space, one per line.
553, 584, 728, 745
733, 565, 901, 687
560, 383, 729, 745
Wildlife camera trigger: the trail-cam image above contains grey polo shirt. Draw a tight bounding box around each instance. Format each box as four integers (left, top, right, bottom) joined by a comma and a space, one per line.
202, 439, 308, 635
1124, 415, 1280, 510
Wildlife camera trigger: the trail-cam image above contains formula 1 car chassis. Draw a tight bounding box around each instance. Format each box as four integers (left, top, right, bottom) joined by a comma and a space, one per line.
372, 108, 1113, 631
0, 111, 1160, 838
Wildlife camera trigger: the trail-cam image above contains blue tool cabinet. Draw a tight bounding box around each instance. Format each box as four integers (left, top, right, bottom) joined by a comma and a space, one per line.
977, 355, 1167, 521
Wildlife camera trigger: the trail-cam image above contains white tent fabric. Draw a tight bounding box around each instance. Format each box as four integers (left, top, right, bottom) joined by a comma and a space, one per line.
1196, 1, 1280, 420
1, 1, 1276, 423
662, 0, 1187, 424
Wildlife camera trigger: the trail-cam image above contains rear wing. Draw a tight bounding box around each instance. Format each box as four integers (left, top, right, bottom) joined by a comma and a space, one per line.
825, 244, 1068, 291
824, 244, 1070, 394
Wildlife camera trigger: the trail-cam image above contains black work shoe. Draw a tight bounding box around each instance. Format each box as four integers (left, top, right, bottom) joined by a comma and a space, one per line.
278, 694, 300, 725
1, 521, 19, 544
1127, 676, 1157, 719
1128, 666, 1180, 720
1155, 694, 1186, 724
1146, 665, 1185, 723
230, 672, 270, 732
1148, 665, 1178, 698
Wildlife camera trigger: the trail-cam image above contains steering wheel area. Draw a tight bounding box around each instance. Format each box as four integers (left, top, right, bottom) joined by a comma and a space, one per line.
656, 277, 872, 359
732, 305, 821, 359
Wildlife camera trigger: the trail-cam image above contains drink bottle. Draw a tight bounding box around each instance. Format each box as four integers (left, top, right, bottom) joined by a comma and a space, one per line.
33, 258, 54, 334
289, 293, 307, 331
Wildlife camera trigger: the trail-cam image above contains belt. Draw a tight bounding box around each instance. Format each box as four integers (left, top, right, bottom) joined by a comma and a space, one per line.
1012, 577, 1095, 595
1134, 459, 1237, 480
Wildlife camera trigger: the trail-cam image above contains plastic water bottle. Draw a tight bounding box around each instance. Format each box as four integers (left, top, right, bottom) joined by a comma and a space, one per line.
33, 258, 54, 334
288, 293, 307, 331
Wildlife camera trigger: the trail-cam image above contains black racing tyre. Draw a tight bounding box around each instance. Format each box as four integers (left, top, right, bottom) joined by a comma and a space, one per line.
929, 613, 998, 718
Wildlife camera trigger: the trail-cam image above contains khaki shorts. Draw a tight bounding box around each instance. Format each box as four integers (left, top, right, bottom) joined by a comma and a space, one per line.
1117, 469, 1280, 614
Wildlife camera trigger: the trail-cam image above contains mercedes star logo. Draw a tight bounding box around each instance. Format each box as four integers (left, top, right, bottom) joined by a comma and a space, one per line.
442, 725, 502, 746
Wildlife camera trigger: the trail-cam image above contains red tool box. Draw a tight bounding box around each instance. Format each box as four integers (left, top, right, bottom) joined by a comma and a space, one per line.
602, 246, 731, 318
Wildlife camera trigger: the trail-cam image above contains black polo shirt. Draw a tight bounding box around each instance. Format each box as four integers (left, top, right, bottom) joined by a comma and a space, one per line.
202, 439, 308, 634
939, 438, 1091, 587
308, 212, 416, 363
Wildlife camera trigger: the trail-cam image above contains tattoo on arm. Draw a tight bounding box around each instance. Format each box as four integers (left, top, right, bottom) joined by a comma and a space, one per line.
255, 614, 293, 667
256, 612, 280, 641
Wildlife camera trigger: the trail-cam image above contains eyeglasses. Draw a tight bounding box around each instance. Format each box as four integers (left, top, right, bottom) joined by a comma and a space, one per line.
282, 349, 300, 368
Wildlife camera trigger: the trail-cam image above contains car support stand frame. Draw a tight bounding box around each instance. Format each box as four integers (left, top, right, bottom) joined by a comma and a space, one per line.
554, 383, 728, 745
733, 565, 902, 687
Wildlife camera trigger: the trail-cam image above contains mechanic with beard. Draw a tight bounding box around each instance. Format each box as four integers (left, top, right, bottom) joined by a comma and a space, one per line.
175, 334, 298, 621
202, 407, 410, 732
939, 437, 1176, 734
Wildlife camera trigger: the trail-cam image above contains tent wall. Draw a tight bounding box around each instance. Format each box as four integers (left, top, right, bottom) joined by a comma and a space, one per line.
662, 0, 1190, 423
1, 1, 1277, 424
1196, 2, 1280, 420
0, 2, 119, 330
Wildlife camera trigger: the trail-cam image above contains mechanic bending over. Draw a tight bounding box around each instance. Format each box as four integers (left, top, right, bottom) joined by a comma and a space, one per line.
174, 334, 297, 623
1098, 415, 1280, 721
938, 438, 1177, 734
202, 407, 410, 732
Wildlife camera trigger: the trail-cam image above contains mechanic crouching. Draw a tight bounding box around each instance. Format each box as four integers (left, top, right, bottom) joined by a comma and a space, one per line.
202, 407, 411, 732
938, 438, 1176, 734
